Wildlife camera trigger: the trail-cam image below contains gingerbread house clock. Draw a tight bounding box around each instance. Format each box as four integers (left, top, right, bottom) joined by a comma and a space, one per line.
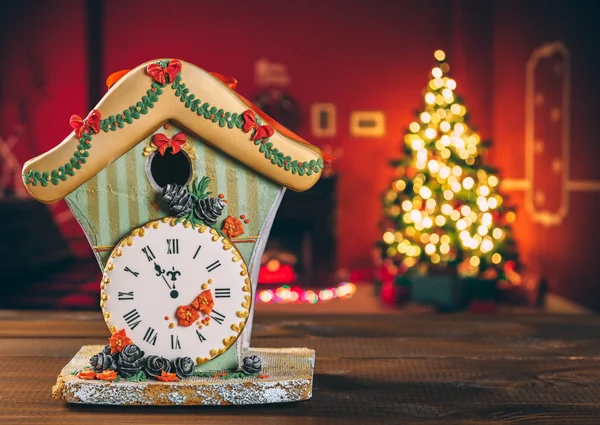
21, 59, 327, 405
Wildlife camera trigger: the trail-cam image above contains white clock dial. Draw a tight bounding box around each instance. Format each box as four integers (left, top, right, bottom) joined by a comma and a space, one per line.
101, 218, 251, 365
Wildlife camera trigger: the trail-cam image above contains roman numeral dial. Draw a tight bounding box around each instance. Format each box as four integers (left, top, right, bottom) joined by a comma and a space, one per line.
143, 327, 158, 345
171, 334, 181, 350
123, 309, 141, 330
102, 218, 252, 362
142, 246, 156, 262
167, 239, 179, 254
211, 310, 226, 325
215, 288, 231, 298
206, 260, 221, 272
118, 291, 134, 301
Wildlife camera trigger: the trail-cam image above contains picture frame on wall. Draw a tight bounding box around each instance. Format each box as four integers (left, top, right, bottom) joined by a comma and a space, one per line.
350, 111, 385, 137
311, 103, 336, 137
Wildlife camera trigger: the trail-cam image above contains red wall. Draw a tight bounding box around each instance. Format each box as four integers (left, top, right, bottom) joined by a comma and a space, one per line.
491, 0, 600, 309
3, 0, 599, 307
1, 0, 87, 159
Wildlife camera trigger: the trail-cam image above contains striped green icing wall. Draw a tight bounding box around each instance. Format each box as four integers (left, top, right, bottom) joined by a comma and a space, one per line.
65, 122, 281, 269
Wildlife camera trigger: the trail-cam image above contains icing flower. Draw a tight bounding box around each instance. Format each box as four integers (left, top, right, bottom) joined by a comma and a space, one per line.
192, 290, 214, 315
96, 370, 118, 381
242, 110, 274, 141
172, 357, 195, 379
109, 329, 133, 354
116, 344, 145, 378
77, 369, 96, 380
222, 216, 245, 238
144, 355, 172, 378
155, 370, 180, 382
176, 305, 200, 327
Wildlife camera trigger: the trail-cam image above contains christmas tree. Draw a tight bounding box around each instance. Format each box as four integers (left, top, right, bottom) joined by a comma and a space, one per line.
379, 50, 518, 280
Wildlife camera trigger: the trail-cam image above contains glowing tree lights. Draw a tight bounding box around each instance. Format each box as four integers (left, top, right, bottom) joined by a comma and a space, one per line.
379, 50, 519, 279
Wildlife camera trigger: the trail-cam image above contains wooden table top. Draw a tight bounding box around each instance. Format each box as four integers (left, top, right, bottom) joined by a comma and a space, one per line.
1, 309, 600, 424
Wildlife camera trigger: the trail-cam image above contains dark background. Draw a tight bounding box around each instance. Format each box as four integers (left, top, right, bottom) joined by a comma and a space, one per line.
1, 0, 599, 308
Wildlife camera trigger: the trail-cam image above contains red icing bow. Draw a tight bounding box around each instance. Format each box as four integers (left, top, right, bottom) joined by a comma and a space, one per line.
153, 132, 187, 155
242, 110, 274, 141
69, 109, 101, 138
146, 59, 182, 84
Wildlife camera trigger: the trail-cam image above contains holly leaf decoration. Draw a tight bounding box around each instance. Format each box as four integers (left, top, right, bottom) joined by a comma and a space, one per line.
125, 370, 148, 382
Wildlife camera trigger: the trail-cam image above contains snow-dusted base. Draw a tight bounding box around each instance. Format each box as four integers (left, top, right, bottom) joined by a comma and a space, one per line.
52, 345, 315, 405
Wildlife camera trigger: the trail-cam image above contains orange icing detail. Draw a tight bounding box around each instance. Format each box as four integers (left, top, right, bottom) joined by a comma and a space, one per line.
209, 72, 238, 90
109, 329, 133, 354
222, 216, 245, 238
106, 69, 130, 89
77, 369, 96, 380
96, 370, 118, 381
192, 290, 214, 315
156, 370, 180, 382
176, 305, 200, 327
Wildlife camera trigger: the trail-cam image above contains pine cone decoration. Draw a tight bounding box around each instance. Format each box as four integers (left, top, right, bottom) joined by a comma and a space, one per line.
163, 184, 194, 217
144, 355, 172, 378
116, 344, 145, 378
241, 355, 262, 375
194, 197, 225, 225
172, 357, 195, 379
90, 351, 116, 372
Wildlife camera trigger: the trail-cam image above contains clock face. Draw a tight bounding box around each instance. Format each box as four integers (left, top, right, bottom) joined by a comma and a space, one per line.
101, 218, 251, 364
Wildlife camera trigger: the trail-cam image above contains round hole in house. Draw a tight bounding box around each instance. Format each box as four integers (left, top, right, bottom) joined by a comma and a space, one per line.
148, 150, 192, 188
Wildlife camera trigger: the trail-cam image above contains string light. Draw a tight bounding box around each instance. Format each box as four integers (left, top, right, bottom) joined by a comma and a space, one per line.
257, 282, 356, 304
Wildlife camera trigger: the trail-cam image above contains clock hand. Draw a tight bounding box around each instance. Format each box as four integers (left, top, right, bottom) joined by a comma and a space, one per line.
161, 275, 173, 290
154, 262, 165, 277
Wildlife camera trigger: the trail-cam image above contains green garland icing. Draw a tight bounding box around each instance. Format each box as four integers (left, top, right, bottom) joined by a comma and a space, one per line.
171, 74, 324, 176
24, 81, 165, 187
24, 63, 323, 188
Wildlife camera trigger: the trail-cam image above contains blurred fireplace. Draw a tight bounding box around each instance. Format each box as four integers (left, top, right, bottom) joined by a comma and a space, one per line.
259, 177, 337, 286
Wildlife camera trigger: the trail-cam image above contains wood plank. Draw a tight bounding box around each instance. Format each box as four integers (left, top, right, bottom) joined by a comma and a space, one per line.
2, 311, 600, 423
2, 356, 600, 423
3, 335, 600, 360
4, 311, 600, 340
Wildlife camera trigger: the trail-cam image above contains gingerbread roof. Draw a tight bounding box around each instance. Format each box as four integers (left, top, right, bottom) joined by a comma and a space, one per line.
22, 59, 324, 203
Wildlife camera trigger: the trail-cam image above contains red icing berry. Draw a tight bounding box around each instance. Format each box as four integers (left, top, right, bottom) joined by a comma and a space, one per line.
218, 194, 225, 199
240, 214, 246, 219
29, 178, 34, 183
244, 219, 250, 224
164, 123, 171, 130
209, 115, 214, 120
